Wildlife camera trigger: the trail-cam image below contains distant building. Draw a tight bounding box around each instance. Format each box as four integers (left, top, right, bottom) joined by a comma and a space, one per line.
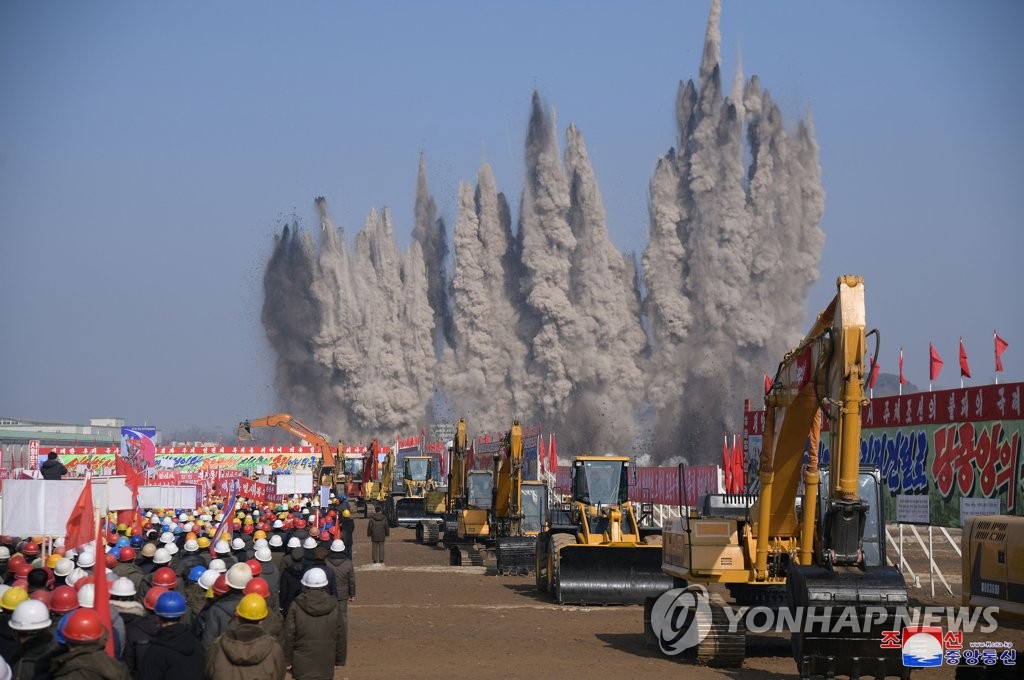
0, 417, 163, 469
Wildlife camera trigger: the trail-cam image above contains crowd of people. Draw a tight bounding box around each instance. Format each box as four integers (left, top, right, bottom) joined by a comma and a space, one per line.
0, 491, 367, 680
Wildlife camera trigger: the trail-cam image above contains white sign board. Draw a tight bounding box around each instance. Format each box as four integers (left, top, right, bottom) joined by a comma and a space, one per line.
92, 476, 134, 512
960, 498, 1001, 527
896, 494, 930, 525
275, 473, 313, 495
1, 479, 86, 536
138, 486, 198, 510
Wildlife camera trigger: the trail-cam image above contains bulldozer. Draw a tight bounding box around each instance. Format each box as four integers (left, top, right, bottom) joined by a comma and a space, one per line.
491, 421, 549, 575
534, 454, 673, 605
653, 275, 910, 677
238, 414, 340, 496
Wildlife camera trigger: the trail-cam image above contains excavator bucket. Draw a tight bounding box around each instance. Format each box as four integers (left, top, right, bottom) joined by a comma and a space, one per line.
787, 564, 909, 679
237, 422, 254, 441
394, 497, 431, 527
557, 545, 674, 605
496, 537, 536, 575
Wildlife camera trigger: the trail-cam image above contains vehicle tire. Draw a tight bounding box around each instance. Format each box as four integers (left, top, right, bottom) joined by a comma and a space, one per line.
549, 533, 576, 600
534, 533, 549, 592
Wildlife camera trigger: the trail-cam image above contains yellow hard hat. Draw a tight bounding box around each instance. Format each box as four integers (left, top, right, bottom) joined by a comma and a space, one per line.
46, 554, 62, 569
244, 516, 254, 525
253, 530, 266, 540
235, 593, 269, 621
197, 537, 211, 549
342, 509, 351, 518
117, 523, 127, 532
1, 587, 28, 612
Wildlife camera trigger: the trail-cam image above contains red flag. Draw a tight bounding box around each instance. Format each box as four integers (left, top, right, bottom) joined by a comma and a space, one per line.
549, 435, 557, 475
732, 436, 744, 494
722, 437, 733, 493
764, 373, 773, 394
114, 457, 142, 534
538, 435, 547, 475
898, 347, 908, 385
868, 360, 880, 389
65, 477, 95, 551
929, 343, 943, 382
959, 338, 971, 379
466, 442, 475, 471
995, 331, 1009, 373
94, 512, 115, 657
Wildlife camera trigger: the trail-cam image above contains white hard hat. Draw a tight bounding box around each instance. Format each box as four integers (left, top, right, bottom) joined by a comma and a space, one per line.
66, 567, 88, 586
231, 538, 245, 551
214, 541, 230, 554
287, 537, 301, 549
160, 532, 174, 544
152, 548, 172, 565
77, 551, 96, 568
208, 558, 227, 573
330, 539, 346, 553
255, 547, 272, 563
0, 547, 10, 560
111, 577, 136, 597
269, 535, 283, 547
300, 567, 328, 589
165, 543, 179, 555
179, 513, 188, 522
198, 569, 219, 590
272, 520, 283, 529
225, 562, 253, 590
184, 540, 199, 553
253, 538, 268, 550
302, 537, 317, 550
9, 600, 51, 631
54, 537, 66, 548
78, 583, 96, 608
54, 558, 74, 577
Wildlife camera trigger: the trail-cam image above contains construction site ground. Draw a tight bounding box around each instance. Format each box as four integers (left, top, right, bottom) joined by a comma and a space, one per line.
334, 521, 1023, 680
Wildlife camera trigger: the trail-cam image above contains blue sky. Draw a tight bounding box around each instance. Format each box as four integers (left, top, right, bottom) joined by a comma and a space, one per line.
1, 1, 1021, 434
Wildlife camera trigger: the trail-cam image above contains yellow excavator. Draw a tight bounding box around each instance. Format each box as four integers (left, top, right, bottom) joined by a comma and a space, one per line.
535, 454, 673, 604
655, 275, 909, 676
238, 414, 339, 495
439, 419, 495, 565
492, 421, 549, 575
962, 514, 1024, 621
362, 439, 394, 517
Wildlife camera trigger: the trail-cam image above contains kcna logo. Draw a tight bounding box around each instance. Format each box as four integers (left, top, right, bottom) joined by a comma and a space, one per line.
650, 585, 713, 655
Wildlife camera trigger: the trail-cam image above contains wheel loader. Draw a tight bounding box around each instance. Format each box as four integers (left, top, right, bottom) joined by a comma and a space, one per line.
652, 275, 910, 678
535, 455, 673, 605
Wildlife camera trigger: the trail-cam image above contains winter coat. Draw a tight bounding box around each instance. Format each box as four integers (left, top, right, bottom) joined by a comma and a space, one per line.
50, 640, 132, 680
323, 554, 355, 603
7, 629, 55, 680
174, 553, 206, 581
204, 622, 285, 680
136, 622, 204, 680
196, 590, 244, 649
123, 613, 160, 679
226, 606, 284, 642
0, 611, 19, 660
40, 458, 68, 480
113, 562, 145, 593
367, 511, 389, 542
279, 558, 336, 616
283, 589, 344, 680
134, 558, 157, 576
257, 561, 281, 610
110, 599, 147, 628
185, 584, 208, 618
339, 518, 355, 554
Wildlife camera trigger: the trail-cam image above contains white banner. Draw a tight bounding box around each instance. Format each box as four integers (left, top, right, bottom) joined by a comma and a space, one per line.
138, 485, 198, 510
960, 497, 1001, 526
896, 494, 931, 525
275, 473, 313, 495
1, 480, 86, 536
92, 476, 134, 512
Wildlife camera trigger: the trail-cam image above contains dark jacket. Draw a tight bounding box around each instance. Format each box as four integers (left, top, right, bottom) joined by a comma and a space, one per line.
123, 613, 160, 679
279, 556, 336, 616
50, 640, 132, 680
7, 629, 56, 680
204, 622, 285, 680
283, 589, 344, 680
257, 561, 281, 610
323, 553, 355, 602
196, 590, 244, 649
113, 562, 145, 593
0, 611, 19, 660
340, 518, 355, 557
40, 457, 68, 480
137, 622, 204, 680
185, 584, 208, 618
175, 553, 206, 581
367, 511, 389, 542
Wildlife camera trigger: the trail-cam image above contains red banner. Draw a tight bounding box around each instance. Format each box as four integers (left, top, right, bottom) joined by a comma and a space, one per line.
554, 464, 719, 507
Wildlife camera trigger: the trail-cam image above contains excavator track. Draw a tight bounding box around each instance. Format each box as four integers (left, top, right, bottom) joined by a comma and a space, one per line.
495, 537, 536, 575
449, 544, 493, 567
415, 521, 441, 546
689, 594, 746, 667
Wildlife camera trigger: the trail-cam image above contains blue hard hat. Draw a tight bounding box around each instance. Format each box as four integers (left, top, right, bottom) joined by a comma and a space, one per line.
109, 547, 121, 560
154, 591, 187, 619
129, 535, 144, 548
188, 565, 207, 583
56, 610, 76, 645
116, 537, 130, 548
172, 526, 182, 535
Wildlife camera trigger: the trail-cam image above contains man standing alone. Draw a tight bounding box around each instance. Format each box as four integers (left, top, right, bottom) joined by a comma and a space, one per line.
366, 505, 389, 565
40, 452, 68, 480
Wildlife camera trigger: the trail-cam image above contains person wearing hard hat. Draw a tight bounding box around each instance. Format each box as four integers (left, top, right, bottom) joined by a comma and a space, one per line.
339, 509, 355, 560
7, 599, 57, 679
112, 548, 145, 594
323, 539, 354, 667
49, 608, 131, 680
135, 544, 159, 576
283, 567, 346, 676
0, 586, 30, 659
174, 539, 206, 582
252, 547, 280, 611
123, 585, 167, 678
109, 578, 146, 628
196, 562, 251, 649
137, 591, 203, 680
137, 549, 173, 601
203, 593, 285, 680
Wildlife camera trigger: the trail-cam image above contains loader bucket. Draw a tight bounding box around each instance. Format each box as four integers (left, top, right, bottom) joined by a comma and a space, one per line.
496, 537, 536, 575
787, 564, 909, 679
393, 497, 431, 527
557, 545, 674, 605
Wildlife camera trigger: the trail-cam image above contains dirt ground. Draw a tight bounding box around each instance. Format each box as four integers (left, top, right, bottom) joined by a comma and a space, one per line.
330, 521, 1022, 680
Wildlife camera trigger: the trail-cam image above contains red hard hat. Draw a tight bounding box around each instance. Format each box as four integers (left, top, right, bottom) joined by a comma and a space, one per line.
119, 547, 136, 563
213, 574, 230, 596
243, 577, 270, 598
242, 524, 254, 535
74, 576, 95, 592
144, 586, 169, 612
104, 553, 118, 569
22, 541, 39, 557
14, 563, 31, 579
245, 559, 261, 577
152, 567, 177, 588
7, 556, 26, 573
295, 519, 307, 529
319, 531, 330, 542
232, 520, 241, 530
29, 589, 51, 606
64, 608, 104, 643
50, 585, 79, 613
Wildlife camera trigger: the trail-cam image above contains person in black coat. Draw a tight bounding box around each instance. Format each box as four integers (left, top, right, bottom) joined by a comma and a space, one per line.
339, 511, 355, 560
40, 452, 68, 480
137, 594, 203, 680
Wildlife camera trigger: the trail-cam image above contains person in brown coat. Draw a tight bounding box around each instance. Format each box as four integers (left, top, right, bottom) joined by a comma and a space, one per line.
50, 609, 132, 680
366, 505, 389, 564
282, 567, 345, 678
204, 593, 285, 680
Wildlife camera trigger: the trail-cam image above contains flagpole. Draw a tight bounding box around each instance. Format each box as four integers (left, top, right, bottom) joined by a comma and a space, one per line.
994, 330, 999, 385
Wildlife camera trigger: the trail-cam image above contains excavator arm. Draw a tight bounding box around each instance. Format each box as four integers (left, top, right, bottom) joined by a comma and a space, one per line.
447, 419, 467, 513
238, 413, 336, 471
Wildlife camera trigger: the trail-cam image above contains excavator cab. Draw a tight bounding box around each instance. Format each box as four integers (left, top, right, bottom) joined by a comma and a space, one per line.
573, 458, 630, 507
386, 455, 437, 527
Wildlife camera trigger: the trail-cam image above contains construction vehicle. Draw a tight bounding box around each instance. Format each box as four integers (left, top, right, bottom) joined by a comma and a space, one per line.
338, 449, 368, 510
432, 419, 494, 565
534, 454, 672, 605
962, 514, 1024, 621
654, 275, 909, 677
491, 421, 548, 575
385, 442, 440, 528
238, 414, 340, 496
362, 439, 394, 517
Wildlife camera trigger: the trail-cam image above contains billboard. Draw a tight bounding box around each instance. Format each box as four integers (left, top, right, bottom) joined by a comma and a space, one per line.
121, 426, 157, 467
